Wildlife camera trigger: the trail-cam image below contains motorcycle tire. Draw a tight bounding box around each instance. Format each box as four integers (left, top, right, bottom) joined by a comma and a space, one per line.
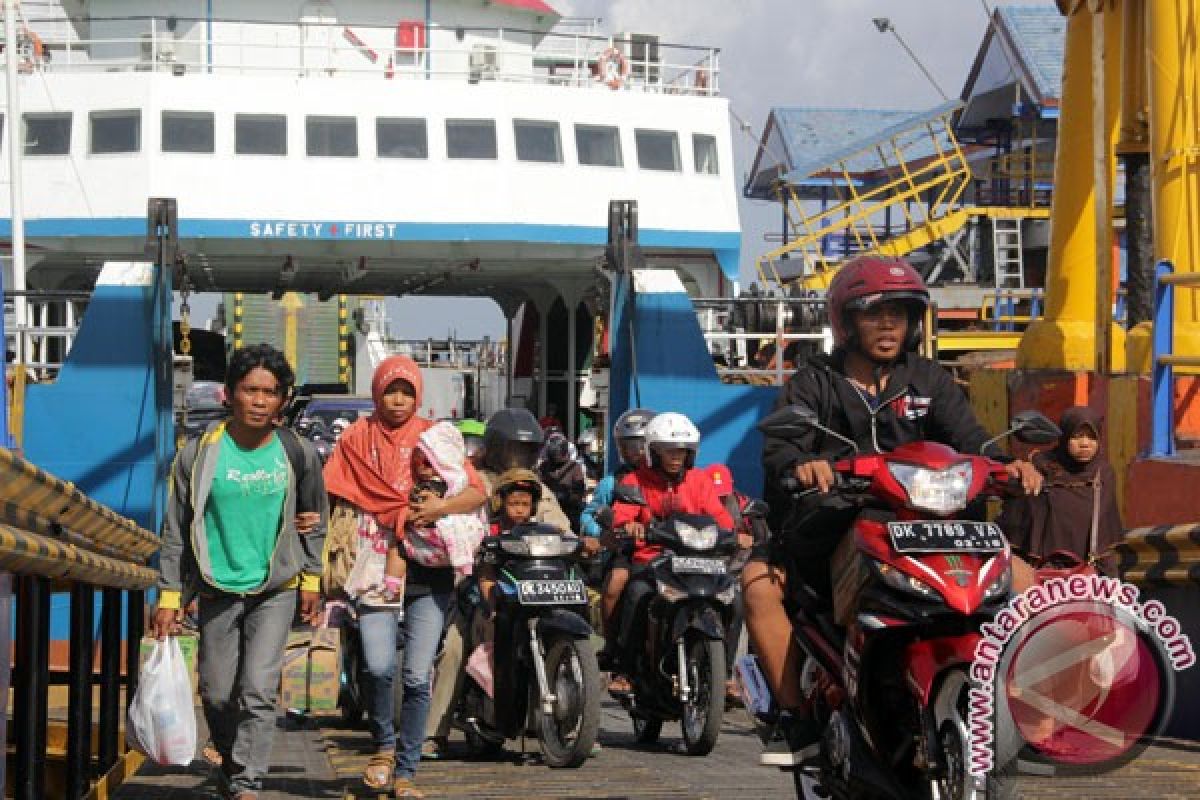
680, 636, 725, 756
632, 715, 662, 745
537, 635, 602, 768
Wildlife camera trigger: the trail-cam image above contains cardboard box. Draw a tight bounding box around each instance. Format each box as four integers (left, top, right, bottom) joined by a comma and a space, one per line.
138, 634, 199, 693
279, 626, 342, 715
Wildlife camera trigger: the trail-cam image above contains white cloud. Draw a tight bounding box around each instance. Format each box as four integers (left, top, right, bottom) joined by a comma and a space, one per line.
557, 0, 1057, 283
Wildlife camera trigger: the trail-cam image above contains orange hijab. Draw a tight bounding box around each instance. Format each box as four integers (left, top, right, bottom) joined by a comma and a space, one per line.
323, 356, 431, 532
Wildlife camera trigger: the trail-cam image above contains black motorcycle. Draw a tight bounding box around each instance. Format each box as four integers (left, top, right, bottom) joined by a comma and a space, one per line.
459, 522, 602, 768
609, 489, 738, 756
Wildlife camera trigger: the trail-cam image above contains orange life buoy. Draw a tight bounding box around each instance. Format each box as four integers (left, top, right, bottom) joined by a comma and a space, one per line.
18, 27, 43, 73
596, 46, 629, 90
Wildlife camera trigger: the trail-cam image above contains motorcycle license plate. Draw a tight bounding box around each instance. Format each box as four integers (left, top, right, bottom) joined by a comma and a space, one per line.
516, 579, 588, 606
887, 521, 1004, 554
671, 556, 727, 575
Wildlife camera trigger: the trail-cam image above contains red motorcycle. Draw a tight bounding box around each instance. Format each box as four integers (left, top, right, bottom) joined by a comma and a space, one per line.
757, 406, 1060, 800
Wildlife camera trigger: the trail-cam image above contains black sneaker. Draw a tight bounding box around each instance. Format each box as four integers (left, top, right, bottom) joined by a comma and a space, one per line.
759, 714, 822, 767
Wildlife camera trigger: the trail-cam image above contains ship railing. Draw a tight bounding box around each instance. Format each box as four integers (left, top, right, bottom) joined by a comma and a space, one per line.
0, 446, 159, 799
692, 296, 833, 386
4, 289, 89, 382
375, 336, 508, 370
1150, 260, 1200, 457
6, 16, 722, 97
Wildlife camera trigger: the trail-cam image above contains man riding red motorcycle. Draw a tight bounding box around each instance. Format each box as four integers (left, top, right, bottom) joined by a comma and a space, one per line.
743, 255, 1043, 766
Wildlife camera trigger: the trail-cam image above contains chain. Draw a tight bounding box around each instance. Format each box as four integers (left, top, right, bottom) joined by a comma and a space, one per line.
178, 259, 193, 356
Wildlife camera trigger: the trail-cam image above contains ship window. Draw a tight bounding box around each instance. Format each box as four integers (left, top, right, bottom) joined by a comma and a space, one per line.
693, 133, 719, 175
446, 119, 497, 159
307, 115, 358, 157
162, 111, 215, 153
235, 114, 287, 156
89, 110, 141, 154
514, 120, 562, 164
635, 129, 679, 172
575, 124, 622, 167
25, 113, 72, 155
376, 118, 427, 159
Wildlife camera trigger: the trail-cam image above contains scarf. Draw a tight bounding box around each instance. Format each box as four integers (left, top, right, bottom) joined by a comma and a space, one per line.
323, 355, 431, 532
1002, 406, 1124, 571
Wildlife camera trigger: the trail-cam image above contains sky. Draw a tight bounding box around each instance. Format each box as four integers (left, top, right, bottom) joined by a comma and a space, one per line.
190, 0, 1057, 338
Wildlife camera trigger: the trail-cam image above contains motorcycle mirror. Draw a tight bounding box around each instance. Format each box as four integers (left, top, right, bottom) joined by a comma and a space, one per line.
612, 484, 648, 506
595, 507, 615, 529
756, 404, 820, 439
1010, 411, 1062, 445
757, 404, 859, 455
979, 410, 1064, 453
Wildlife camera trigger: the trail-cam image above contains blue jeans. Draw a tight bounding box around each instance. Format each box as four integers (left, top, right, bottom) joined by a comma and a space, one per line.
358, 591, 451, 780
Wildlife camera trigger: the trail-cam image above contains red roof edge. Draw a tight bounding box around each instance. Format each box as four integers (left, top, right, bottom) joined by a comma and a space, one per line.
493, 0, 559, 17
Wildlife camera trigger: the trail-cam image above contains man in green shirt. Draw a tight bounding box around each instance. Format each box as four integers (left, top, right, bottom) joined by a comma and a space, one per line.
154, 344, 327, 800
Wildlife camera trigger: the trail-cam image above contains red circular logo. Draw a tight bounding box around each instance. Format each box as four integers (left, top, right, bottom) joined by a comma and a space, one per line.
1004, 605, 1161, 765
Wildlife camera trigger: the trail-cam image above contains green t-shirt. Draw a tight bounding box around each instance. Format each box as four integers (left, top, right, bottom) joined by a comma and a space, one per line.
203, 431, 289, 592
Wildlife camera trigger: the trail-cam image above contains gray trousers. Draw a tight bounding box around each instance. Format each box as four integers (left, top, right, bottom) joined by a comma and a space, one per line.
198, 587, 297, 794
424, 604, 468, 740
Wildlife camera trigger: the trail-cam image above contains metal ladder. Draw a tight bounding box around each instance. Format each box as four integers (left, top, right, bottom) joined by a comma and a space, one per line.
992, 217, 1025, 288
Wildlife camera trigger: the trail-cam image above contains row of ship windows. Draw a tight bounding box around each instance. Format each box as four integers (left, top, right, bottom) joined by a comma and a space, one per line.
10, 110, 721, 174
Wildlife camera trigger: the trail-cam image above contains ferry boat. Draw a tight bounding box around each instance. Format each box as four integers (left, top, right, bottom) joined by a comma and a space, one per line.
0, 1, 772, 619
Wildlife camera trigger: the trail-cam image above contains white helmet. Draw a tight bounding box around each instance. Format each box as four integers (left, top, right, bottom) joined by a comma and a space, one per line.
642, 412, 701, 471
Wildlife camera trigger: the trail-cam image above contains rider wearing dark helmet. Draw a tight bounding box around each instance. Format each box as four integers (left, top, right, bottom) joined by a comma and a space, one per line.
538, 430, 587, 532
743, 256, 1044, 766
422, 408, 573, 758
478, 407, 573, 532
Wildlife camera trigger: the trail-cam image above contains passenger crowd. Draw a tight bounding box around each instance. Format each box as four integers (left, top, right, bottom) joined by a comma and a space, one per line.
153, 256, 1124, 799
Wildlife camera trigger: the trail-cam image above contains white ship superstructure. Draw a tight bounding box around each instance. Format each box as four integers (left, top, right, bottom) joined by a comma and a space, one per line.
1, 0, 740, 299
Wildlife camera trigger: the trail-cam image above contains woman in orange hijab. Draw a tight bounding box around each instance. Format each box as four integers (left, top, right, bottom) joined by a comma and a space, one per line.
324, 355, 484, 797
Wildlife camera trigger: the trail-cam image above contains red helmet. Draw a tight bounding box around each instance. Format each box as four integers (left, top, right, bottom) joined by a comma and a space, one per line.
825, 256, 929, 350
705, 463, 734, 498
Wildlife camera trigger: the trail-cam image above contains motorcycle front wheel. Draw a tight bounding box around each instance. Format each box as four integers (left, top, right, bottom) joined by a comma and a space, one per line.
680, 635, 725, 756
538, 635, 602, 768
932, 669, 1017, 800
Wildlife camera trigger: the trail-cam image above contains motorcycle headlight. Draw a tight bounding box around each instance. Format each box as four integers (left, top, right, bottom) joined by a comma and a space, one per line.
983, 562, 1012, 600
873, 559, 940, 600
676, 521, 719, 551
504, 533, 578, 558
499, 539, 529, 556
887, 462, 974, 514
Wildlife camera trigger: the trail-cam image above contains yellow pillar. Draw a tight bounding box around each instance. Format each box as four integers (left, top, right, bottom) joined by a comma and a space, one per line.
1018, 4, 1100, 370
1093, 1, 1126, 373
1146, 0, 1200, 368
282, 292, 303, 372
1018, 1, 1124, 371
1121, 0, 1155, 372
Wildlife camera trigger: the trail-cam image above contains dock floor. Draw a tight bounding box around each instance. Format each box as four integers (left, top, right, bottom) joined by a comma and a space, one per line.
112, 700, 1200, 799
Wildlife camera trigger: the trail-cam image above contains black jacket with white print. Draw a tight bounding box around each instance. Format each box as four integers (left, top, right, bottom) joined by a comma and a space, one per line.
762, 349, 1002, 493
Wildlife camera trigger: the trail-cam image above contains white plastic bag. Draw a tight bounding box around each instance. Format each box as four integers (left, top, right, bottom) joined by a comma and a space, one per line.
127, 637, 197, 766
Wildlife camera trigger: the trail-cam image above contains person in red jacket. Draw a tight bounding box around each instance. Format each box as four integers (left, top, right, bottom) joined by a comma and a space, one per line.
604, 412, 733, 691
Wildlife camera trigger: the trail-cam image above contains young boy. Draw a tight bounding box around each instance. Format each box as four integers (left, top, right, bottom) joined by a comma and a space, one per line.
606, 412, 734, 691
476, 468, 541, 607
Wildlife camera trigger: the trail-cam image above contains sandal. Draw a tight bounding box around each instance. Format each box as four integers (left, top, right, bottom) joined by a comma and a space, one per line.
393, 776, 426, 798
420, 737, 446, 760
362, 750, 395, 791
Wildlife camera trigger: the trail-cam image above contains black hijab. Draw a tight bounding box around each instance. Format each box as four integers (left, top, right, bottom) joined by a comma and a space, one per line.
1000, 406, 1124, 572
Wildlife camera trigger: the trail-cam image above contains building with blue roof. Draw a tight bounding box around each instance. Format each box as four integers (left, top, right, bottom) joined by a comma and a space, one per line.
744, 4, 1065, 308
